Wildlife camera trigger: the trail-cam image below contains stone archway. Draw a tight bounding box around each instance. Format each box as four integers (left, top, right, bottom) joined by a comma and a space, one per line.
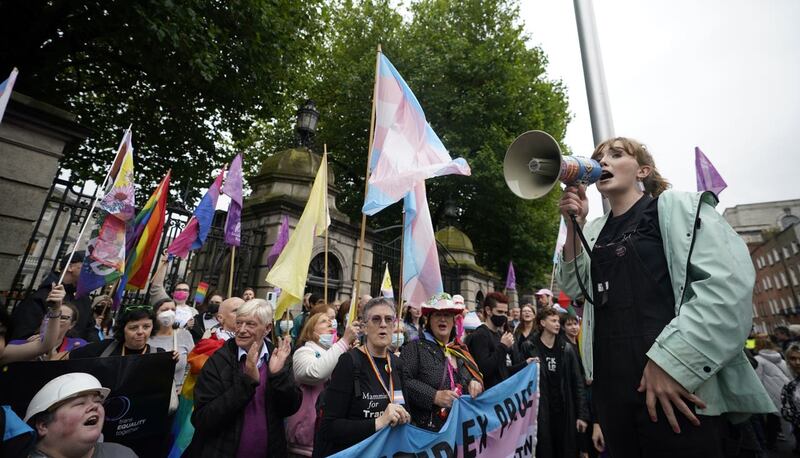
307, 252, 342, 303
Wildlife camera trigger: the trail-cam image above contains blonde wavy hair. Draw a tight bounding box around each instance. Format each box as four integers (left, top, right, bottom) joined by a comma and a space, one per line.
591, 137, 671, 197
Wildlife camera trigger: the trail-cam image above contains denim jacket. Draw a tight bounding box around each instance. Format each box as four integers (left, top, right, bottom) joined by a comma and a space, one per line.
558, 190, 774, 418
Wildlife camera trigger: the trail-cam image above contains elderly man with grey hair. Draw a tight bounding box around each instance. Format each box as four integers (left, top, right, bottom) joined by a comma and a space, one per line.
187, 299, 301, 457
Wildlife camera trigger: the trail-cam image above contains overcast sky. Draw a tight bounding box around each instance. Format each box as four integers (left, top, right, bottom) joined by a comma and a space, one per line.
520, 0, 800, 219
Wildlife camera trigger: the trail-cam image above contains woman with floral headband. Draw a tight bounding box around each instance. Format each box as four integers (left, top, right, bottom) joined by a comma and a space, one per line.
399, 293, 484, 431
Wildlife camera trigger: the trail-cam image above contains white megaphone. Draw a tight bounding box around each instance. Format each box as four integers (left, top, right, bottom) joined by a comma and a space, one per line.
503, 130, 602, 200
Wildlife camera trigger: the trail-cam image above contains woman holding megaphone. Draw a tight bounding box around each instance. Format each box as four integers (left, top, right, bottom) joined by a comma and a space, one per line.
557, 137, 772, 457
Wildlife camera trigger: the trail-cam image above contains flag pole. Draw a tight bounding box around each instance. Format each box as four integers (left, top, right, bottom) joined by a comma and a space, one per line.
549, 263, 556, 292
397, 209, 405, 330
58, 126, 132, 285
353, 44, 382, 308
324, 144, 329, 303
228, 246, 236, 298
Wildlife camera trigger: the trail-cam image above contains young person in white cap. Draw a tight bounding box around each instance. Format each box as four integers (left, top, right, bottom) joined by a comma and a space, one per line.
25, 372, 137, 457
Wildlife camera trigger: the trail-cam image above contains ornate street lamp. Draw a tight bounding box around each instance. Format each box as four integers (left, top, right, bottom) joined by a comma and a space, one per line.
295, 99, 319, 149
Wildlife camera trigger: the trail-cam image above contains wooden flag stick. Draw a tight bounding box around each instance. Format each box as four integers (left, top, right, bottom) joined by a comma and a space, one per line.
59, 126, 132, 285
324, 144, 329, 303
549, 263, 556, 292
397, 209, 405, 331
228, 246, 236, 298
353, 44, 382, 307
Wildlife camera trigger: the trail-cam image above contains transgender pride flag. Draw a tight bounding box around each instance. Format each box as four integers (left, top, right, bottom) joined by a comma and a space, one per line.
362, 54, 470, 216
0, 68, 19, 124
402, 181, 443, 306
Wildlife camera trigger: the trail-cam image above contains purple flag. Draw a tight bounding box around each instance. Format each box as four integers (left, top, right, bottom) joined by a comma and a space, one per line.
266, 215, 289, 268
222, 153, 243, 246
695, 147, 727, 196
505, 261, 516, 291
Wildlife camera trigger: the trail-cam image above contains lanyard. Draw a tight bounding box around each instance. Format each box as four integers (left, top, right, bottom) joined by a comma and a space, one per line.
360, 346, 394, 402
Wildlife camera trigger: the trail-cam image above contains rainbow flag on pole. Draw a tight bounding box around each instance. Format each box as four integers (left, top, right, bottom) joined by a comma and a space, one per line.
127, 171, 171, 289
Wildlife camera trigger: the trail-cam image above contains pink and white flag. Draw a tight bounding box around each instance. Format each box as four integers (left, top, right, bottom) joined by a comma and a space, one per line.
362, 54, 470, 216
402, 181, 443, 306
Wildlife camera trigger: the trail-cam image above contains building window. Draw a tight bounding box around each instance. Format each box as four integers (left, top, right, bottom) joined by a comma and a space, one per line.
790, 296, 796, 308
774, 249, 781, 262
782, 297, 788, 312
753, 304, 758, 317
768, 253, 774, 265
775, 275, 782, 289
791, 267, 799, 286
785, 247, 792, 259
781, 272, 789, 288
793, 241, 799, 254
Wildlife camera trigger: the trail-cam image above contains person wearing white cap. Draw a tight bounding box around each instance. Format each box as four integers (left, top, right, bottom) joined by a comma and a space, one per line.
535, 288, 554, 309
25, 372, 137, 457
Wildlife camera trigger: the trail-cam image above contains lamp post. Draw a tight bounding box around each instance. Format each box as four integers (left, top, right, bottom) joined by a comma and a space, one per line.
295, 99, 319, 149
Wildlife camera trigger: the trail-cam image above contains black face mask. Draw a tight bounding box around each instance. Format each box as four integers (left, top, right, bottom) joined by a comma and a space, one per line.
490, 314, 507, 329
206, 303, 220, 316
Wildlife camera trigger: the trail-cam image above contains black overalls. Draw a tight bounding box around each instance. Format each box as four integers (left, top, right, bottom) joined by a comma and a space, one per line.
590, 196, 721, 458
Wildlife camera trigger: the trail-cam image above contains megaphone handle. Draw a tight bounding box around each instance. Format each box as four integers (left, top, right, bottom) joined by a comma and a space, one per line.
569, 214, 596, 306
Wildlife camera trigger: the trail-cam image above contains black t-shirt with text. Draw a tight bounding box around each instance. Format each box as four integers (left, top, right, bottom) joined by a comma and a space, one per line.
537, 337, 563, 413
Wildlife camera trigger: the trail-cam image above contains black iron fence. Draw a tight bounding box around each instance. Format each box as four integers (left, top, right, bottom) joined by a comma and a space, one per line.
6, 170, 264, 310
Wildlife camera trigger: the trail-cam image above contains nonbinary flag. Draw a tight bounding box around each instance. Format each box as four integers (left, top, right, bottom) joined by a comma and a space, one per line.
0, 68, 19, 124
695, 147, 727, 196
552, 216, 567, 264
222, 153, 243, 246
168, 168, 225, 258
402, 181, 443, 306
381, 264, 394, 299
505, 261, 516, 291
362, 54, 470, 215
267, 153, 330, 319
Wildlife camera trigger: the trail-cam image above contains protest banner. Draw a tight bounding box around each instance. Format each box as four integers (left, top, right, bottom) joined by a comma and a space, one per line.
0, 352, 175, 457
331, 361, 539, 458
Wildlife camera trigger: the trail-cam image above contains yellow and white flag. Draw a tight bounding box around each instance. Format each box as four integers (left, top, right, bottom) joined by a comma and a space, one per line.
266, 153, 330, 319
380, 264, 394, 298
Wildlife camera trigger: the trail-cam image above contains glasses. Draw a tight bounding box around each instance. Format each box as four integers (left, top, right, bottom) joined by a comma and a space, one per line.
174, 288, 190, 292
368, 315, 397, 326
58, 315, 73, 322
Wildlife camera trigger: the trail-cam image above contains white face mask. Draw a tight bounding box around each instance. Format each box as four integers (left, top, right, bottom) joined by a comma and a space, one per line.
157, 310, 176, 328
318, 332, 334, 348
279, 321, 293, 333
392, 332, 405, 348
330, 318, 338, 330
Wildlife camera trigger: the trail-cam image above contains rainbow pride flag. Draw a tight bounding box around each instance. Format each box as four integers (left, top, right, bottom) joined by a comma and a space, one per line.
194, 281, 209, 305
127, 171, 171, 289
168, 334, 225, 457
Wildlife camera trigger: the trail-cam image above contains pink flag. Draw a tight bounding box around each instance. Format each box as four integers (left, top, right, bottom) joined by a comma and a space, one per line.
222, 154, 243, 246
695, 147, 727, 196
266, 215, 289, 268
168, 169, 225, 258
402, 181, 443, 305
362, 54, 470, 216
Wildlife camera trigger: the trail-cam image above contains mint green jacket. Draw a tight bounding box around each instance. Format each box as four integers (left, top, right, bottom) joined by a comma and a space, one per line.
557, 190, 774, 418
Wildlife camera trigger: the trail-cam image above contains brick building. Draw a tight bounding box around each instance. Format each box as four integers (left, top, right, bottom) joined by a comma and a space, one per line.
750, 222, 800, 333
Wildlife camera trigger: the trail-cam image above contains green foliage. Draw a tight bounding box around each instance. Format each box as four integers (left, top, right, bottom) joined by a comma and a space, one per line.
307, 0, 570, 288
0, 0, 321, 204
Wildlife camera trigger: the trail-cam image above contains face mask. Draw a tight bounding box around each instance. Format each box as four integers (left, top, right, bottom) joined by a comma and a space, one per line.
490, 314, 507, 329
330, 318, 338, 330
207, 303, 220, 315
157, 310, 176, 328
173, 291, 189, 302
391, 332, 405, 348
279, 321, 293, 333
318, 332, 334, 348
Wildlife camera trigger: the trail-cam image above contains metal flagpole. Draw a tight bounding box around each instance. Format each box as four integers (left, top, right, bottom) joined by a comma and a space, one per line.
574, 0, 613, 214
324, 144, 329, 303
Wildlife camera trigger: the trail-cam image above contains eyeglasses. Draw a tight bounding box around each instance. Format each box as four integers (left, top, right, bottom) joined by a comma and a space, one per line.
58, 315, 73, 322
368, 315, 397, 326
174, 288, 190, 292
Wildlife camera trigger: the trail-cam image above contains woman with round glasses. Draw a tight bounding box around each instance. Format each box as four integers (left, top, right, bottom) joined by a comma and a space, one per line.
9, 302, 86, 360
400, 293, 483, 431
313, 297, 410, 457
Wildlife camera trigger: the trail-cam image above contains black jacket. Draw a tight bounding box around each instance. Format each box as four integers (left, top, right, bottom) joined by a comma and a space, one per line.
400, 337, 479, 430
10, 272, 98, 343
529, 335, 590, 458
466, 324, 525, 389
185, 338, 302, 457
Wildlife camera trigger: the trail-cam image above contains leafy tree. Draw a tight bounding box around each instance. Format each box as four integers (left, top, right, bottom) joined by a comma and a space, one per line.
310, 0, 570, 289
0, 0, 321, 204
